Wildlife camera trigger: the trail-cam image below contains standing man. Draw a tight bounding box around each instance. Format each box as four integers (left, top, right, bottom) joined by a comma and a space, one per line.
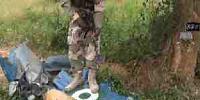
60, 0, 104, 93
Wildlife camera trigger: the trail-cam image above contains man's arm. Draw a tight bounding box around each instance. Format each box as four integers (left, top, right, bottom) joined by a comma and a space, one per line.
94, 0, 105, 32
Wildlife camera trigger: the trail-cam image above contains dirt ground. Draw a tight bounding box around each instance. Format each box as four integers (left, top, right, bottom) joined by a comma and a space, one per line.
0, 67, 8, 88
101, 57, 168, 92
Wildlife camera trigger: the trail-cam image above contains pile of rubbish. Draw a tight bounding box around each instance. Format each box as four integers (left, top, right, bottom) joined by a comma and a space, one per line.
0, 43, 134, 100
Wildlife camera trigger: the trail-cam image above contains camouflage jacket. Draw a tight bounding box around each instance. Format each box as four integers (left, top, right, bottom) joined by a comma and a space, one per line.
60, 0, 104, 30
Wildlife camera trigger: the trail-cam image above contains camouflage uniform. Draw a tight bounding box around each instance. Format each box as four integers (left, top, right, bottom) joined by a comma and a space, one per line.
61, 0, 104, 71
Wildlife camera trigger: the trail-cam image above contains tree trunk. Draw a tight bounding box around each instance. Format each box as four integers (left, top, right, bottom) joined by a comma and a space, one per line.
171, 0, 200, 80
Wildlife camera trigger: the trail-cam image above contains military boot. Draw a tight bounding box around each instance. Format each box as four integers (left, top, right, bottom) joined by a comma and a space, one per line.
88, 69, 99, 93
65, 71, 83, 92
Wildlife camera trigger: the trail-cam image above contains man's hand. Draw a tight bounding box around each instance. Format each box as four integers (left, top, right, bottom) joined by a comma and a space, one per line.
72, 12, 80, 21
0, 50, 9, 58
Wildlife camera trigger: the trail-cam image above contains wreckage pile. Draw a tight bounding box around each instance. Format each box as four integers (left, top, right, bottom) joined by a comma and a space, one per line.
0, 43, 73, 100
0, 43, 131, 100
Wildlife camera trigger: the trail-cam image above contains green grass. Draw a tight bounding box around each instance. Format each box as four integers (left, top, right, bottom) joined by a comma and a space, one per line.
0, 0, 69, 56
0, 0, 151, 60
0, 0, 173, 60
102, 0, 152, 62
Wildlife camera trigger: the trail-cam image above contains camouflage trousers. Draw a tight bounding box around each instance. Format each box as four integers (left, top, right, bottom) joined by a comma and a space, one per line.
67, 19, 100, 72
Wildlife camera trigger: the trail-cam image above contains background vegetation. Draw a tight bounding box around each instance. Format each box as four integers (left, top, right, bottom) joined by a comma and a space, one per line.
0, 0, 174, 61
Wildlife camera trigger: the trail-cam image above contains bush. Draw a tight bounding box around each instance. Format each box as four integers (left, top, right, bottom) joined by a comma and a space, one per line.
101, 0, 152, 63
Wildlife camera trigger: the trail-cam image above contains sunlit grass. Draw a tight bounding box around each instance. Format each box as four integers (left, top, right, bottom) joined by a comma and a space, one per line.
0, 0, 66, 51
0, 0, 59, 21
0, 0, 36, 20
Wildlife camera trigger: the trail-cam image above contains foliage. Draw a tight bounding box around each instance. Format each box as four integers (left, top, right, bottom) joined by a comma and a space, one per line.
101, 0, 175, 63
101, 0, 151, 63
97, 66, 130, 95
146, 0, 175, 53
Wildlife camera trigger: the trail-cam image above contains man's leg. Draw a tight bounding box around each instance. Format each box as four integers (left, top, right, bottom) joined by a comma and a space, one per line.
86, 60, 99, 93
65, 21, 84, 91
85, 37, 100, 93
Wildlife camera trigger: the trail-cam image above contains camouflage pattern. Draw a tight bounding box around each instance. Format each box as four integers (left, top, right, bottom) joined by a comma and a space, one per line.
61, 0, 104, 71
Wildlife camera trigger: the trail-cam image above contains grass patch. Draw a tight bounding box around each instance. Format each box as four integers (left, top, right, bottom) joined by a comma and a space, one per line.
0, 0, 69, 56
0, 0, 154, 61
97, 65, 130, 95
